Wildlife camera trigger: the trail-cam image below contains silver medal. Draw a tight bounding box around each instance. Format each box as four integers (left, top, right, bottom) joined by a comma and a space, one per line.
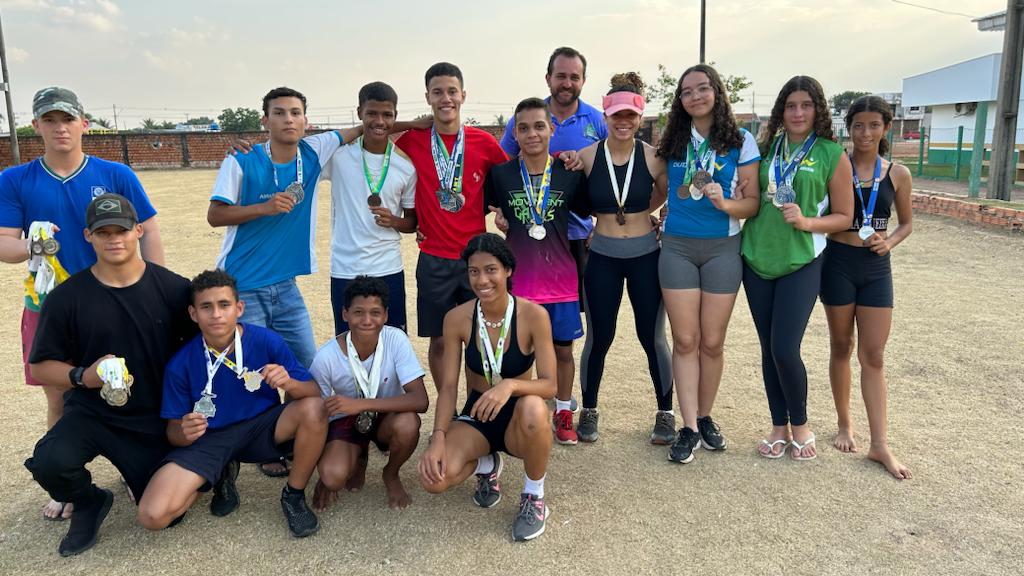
241, 370, 263, 392
355, 411, 376, 434
528, 224, 547, 241
100, 381, 129, 407
436, 188, 464, 213
689, 184, 705, 201
773, 184, 796, 208
284, 181, 305, 204
194, 393, 217, 418
858, 225, 876, 241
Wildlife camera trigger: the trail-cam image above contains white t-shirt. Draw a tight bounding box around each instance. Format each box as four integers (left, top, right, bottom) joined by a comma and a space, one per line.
320, 141, 416, 279
309, 325, 425, 421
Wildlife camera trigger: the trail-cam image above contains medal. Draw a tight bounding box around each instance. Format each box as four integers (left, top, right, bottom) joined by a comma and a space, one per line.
689, 169, 713, 201
355, 411, 377, 434
97, 357, 133, 407
194, 393, 217, 419
773, 184, 796, 208
241, 369, 263, 392
367, 194, 382, 207
689, 183, 705, 201
676, 184, 690, 200
476, 297, 516, 387
345, 329, 385, 423
360, 136, 392, 211
284, 181, 305, 204
528, 224, 547, 241
851, 154, 883, 240
858, 225, 876, 241
603, 140, 636, 226
266, 141, 304, 204
770, 132, 816, 209
431, 126, 465, 211
685, 129, 715, 202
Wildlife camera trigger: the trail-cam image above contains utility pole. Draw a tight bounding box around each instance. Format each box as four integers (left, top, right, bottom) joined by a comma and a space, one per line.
112, 104, 119, 132
699, 0, 706, 64
989, 0, 1024, 201
0, 10, 20, 165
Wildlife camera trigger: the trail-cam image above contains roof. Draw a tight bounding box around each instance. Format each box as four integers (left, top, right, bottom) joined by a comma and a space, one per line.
902, 53, 1001, 106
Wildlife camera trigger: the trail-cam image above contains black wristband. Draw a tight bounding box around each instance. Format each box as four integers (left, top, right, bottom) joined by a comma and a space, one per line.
69, 366, 86, 389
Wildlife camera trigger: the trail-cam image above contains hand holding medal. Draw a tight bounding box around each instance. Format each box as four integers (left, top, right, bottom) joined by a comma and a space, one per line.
179, 412, 209, 443
263, 192, 296, 216
704, 182, 726, 209
97, 356, 134, 407
261, 364, 291, 392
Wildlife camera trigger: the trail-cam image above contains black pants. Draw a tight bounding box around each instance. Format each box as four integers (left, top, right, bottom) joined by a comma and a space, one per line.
24, 408, 169, 505
742, 257, 823, 427
569, 238, 589, 309
580, 250, 673, 411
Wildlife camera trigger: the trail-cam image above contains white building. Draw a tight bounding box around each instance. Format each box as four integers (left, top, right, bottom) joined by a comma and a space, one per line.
903, 53, 1024, 165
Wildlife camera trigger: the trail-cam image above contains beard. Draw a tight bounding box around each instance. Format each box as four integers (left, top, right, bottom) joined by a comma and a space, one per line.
550, 87, 580, 106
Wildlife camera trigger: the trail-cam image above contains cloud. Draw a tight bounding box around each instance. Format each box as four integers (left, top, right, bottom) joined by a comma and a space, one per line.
8, 47, 30, 63
5, 0, 121, 31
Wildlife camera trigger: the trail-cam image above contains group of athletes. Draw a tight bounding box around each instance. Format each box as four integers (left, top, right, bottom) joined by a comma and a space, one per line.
0, 46, 914, 556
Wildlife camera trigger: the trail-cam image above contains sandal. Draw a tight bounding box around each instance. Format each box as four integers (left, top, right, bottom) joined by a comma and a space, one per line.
757, 439, 789, 459
790, 434, 817, 461
258, 457, 291, 478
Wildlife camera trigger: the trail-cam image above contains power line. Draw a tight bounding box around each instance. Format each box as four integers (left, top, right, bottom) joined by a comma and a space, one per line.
890, 0, 980, 19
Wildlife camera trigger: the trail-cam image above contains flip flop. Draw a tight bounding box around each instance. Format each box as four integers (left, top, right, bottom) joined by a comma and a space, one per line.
43, 500, 70, 521
790, 434, 817, 461
757, 439, 789, 459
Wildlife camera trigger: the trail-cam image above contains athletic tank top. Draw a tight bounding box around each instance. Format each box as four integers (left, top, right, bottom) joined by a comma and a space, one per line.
588, 139, 654, 214
465, 297, 535, 379
849, 162, 895, 231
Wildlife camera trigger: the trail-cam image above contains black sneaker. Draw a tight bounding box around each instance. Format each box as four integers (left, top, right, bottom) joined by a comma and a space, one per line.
668, 427, 700, 464
650, 411, 677, 445
512, 493, 549, 541
697, 415, 728, 450
472, 453, 503, 508
58, 487, 113, 557
210, 460, 240, 517
577, 408, 599, 443
280, 486, 319, 538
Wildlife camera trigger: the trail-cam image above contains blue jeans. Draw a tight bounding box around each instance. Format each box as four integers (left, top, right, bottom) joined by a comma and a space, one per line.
238, 279, 316, 368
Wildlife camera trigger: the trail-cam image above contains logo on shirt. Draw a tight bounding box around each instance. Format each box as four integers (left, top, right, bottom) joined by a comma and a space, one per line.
507, 189, 566, 225
91, 186, 108, 197
799, 156, 817, 173
583, 123, 599, 141
473, 171, 482, 183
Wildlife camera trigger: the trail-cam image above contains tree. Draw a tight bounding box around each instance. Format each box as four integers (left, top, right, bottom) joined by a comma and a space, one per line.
141, 118, 176, 131
830, 91, 871, 114
465, 117, 480, 126
84, 113, 112, 129
493, 114, 506, 127
16, 125, 36, 137
723, 74, 752, 105
184, 116, 214, 126
218, 108, 262, 132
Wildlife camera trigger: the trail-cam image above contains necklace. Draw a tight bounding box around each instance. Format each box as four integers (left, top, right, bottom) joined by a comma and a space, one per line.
482, 317, 505, 329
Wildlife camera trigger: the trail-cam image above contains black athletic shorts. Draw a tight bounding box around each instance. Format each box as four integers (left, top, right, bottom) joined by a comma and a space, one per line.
416, 252, 475, 338
456, 389, 520, 455
161, 403, 293, 488
820, 240, 894, 308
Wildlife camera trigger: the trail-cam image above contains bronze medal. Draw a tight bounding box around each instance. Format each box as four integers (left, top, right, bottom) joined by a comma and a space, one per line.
367, 194, 382, 207
616, 208, 626, 225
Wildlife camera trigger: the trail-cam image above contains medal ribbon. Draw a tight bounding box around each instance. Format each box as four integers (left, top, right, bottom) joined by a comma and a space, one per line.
603, 140, 636, 213
518, 156, 553, 227
264, 142, 304, 190
850, 155, 882, 226
202, 327, 243, 396
476, 297, 515, 387
771, 132, 817, 189
430, 126, 465, 193
359, 136, 393, 198
686, 127, 715, 182
345, 330, 385, 400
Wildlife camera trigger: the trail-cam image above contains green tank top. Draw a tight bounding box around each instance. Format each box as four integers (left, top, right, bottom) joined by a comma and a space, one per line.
741, 136, 844, 280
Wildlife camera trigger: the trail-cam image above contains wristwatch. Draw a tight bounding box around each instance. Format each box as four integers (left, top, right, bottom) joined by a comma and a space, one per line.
69, 366, 86, 389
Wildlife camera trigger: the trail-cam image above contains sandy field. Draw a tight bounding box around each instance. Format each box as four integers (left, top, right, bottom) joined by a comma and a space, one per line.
0, 170, 1021, 576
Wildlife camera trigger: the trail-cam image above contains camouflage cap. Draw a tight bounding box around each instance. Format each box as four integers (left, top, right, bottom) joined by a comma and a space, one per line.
32, 87, 85, 119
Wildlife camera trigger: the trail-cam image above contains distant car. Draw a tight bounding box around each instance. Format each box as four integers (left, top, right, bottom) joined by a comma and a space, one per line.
903, 130, 921, 140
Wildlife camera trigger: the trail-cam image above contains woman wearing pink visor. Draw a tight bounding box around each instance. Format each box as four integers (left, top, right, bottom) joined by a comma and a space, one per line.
570, 73, 674, 446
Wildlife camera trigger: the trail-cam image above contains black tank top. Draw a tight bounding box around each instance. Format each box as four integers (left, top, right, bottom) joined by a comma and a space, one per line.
465, 297, 535, 379
850, 162, 895, 231
588, 139, 654, 214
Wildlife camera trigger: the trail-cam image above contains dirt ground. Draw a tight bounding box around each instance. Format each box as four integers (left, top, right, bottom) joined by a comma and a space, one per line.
0, 170, 1021, 576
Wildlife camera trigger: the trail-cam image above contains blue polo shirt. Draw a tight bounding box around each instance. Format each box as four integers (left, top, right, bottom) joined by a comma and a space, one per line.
211, 131, 342, 291
161, 323, 312, 430
0, 156, 157, 310
500, 98, 606, 240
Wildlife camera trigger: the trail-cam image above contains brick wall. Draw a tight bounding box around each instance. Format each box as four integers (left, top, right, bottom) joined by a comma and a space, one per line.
911, 192, 1024, 233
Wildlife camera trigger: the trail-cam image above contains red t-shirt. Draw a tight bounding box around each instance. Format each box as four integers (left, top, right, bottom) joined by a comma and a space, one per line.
396, 126, 507, 259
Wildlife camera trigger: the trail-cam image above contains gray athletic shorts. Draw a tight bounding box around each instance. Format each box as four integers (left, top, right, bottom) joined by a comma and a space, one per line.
658, 234, 742, 294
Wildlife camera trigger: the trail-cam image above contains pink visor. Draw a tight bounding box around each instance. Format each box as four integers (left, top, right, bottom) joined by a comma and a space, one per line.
603, 92, 645, 116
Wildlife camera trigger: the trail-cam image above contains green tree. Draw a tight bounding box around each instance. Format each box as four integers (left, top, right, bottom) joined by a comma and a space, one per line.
218, 108, 262, 132
493, 114, 506, 127
16, 125, 36, 137
830, 91, 871, 113
84, 113, 112, 129
184, 116, 214, 126
465, 117, 480, 126
649, 63, 753, 123
141, 118, 176, 130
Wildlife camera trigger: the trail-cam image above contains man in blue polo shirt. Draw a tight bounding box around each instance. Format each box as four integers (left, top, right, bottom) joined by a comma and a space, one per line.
0, 86, 165, 521
498, 47, 607, 421
208, 86, 361, 369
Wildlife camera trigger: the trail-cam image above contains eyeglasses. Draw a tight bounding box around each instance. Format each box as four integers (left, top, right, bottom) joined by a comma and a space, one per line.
681, 85, 714, 101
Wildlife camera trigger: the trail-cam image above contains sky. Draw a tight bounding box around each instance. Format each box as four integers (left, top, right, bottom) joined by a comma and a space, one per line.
0, 0, 1008, 130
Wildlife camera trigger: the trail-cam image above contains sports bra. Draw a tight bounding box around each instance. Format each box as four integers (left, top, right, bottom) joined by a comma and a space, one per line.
465, 297, 535, 379
849, 162, 895, 231
588, 139, 654, 214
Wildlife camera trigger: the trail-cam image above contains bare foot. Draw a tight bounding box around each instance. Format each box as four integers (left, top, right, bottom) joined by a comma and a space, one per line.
346, 453, 368, 492
833, 427, 858, 453
42, 499, 72, 520
383, 472, 411, 509
757, 426, 790, 457
312, 480, 339, 511
867, 445, 912, 480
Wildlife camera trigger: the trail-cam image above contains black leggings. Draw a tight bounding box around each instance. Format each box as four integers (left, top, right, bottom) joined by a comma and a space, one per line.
742, 257, 823, 427
580, 249, 673, 411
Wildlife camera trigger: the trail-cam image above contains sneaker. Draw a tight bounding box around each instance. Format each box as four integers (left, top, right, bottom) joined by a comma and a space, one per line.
512, 493, 549, 541
210, 460, 240, 517
552, 409, 578, 445
280, 486, 319, 538
472, 453, 503, 508
569, 395, 579, 414
58, 487, 113, 557
577, 408, 600, 442
669, 427, 701, 464
650, 411, 677, 445
697, 415, 728, 450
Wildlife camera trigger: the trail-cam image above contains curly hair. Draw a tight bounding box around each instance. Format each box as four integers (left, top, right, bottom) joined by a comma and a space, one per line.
656, 64, 744, 160
845, 95, 893, 157
759, 75, 835, 156
608, 72, 645, 97
343, 275, 389, 310
190, 269, 238, 304
461, 233, 516, 291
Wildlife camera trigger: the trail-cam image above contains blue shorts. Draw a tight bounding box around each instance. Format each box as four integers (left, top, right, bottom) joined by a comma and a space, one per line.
542, 301, 584, 346
160, 404, 293, 488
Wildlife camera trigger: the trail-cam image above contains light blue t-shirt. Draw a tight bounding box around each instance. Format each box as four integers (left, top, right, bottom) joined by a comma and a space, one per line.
211, 131, 342, 291
665, 129, 760, 239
